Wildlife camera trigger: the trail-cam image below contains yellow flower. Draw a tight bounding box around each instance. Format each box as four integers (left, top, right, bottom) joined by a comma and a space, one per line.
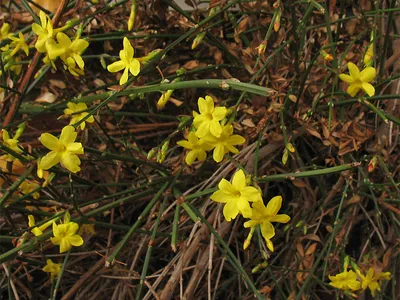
176, 132, 213, 165
339, 62, 376, 97
329, 270, 361, 291
360, 267, 391, 297
203, 124, 245, 163
48, 32, 89, 74
32, 11, 58, 53
64, 102, 94, 130
39, 125, 84, 173
28, 215, 55, 236
1, 129, 23, 161
42, 259, 61, 280
210, 170, 262, 221
1, 32, 29, 58
19, 181, 40, 199
0, 23, 10, 41
51, 221, 84, 253
244, 196, 290, 252
107, 37, 140, 85
193, 96, 227, 138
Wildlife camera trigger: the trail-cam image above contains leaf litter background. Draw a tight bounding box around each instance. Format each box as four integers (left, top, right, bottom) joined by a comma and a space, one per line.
0, 0, 399, 299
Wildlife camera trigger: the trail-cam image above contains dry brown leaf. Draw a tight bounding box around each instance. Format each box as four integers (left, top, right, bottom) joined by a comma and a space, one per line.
346, 195, 361, 205
49, 79, 66, 89
242, 119, 256, 128
304, 124, 322, 139
297, 243, 304, 257
300, 234, 321, 243
305, 243, 318, 256
35, 92, 57, 103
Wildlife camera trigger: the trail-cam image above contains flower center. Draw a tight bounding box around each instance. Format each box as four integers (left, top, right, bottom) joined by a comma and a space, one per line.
57, 144, 67, 152
205, 113, 213, 121
233, 190, 241, 197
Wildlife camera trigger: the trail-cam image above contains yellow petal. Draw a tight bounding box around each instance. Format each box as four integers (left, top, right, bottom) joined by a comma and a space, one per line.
177, 140, 193, 150
129, 59, 140, 76
66, 142, 84, 154
223, 200, 239, 221
237, 198, 252, 218
39, 133, 59, 150
68, 234, 84, 247
197, 149, 206, 162
269, 214, 291, 223
59, 239, 71, 253
265, 195, 283, 216
60, 153, 81, 173
261, 221, 275, 240
232, 170, 246, 191
339, 74, 355, 84
28, 215, 35, 227
123, 37, 134, 59
226, 135, 245, 146
107, 60, 126, 73
195, 122, 210, 138
362, 82, 375, 97
212, 107, 227, 121
244, 220, 259, 228
40, 151, 61, 170
119, 67, 129, 85
218, 178, 236, 194
360, 67, 376, 82
197, 97, 208, 115
185, 150, 197, 165
241, 186, 262, 202
210, 190, 231, 203
209, 121, 222, 138
347, 62, 360, 78
59, 126, 77, 145
213, 145, 225, 163
347, 83, 361, 97
205, 96, 214, 113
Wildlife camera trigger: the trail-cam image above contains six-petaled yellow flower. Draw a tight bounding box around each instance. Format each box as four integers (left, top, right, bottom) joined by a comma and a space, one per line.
244, 196, 290, 252
42, 259, 61, 280
64, 102, 94, 130
32, 11, 59, 54
360, 267, 391, 297
211, 170, 262, 221
5, 32, 29, 58
193, 95, 227, 138
107, 37, 140, 85
48, 32, 89, 76
203, 124, 245, 163
339, 62, 376, 97
51, 220, 84, 253
329, 270, 361, 291
1, 129, 23, 161
39, 125, 84, 173
176, 132, 213, 165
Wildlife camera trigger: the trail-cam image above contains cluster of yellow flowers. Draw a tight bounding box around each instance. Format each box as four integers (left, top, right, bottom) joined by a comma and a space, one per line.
177, 95, 245, 164
211, 170, 290, 252
28, 212, 87, 280
329, 257, 391, 297
28, 212, 84, 253
0, 23, 29, 75
32, 11, 89, 76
